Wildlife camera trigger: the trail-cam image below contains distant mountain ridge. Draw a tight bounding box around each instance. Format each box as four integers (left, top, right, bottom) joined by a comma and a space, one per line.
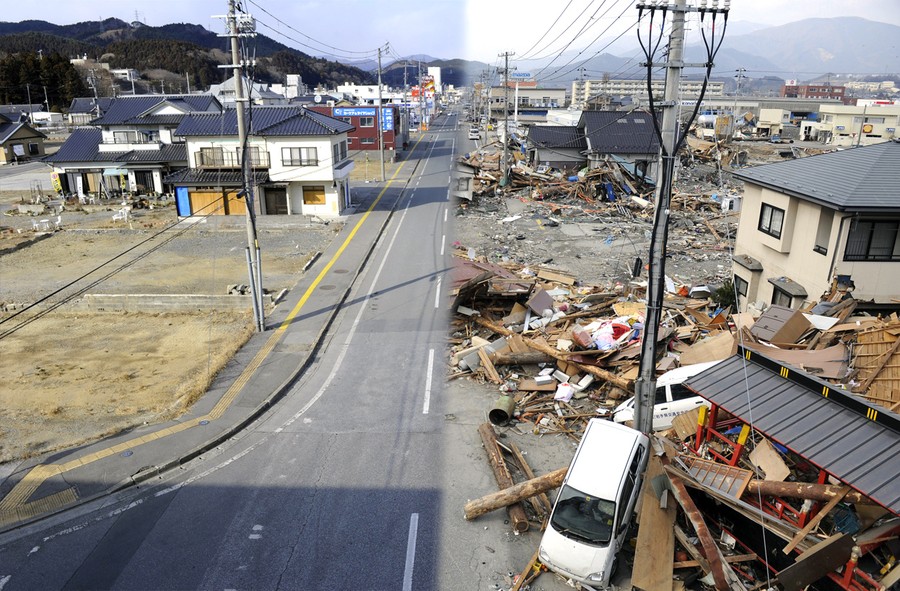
0, 18, 375, 88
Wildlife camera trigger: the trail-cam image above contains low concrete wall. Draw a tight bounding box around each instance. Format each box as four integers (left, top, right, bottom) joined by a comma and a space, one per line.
73, 294, 268, 313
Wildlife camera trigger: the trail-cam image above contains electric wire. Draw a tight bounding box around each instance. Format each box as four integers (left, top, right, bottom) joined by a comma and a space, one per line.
531, 0, 616, 79
515, 0, 576, 61
516, 0, 604, 62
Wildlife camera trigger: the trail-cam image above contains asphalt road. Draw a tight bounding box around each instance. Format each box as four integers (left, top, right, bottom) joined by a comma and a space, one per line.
0, 112, 562, 591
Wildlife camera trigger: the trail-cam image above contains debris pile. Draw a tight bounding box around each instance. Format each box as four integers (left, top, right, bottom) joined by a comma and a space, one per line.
450, 254, 900, 591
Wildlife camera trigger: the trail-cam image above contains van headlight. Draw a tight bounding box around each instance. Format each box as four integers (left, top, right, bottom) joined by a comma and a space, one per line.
588, 571, 606, 583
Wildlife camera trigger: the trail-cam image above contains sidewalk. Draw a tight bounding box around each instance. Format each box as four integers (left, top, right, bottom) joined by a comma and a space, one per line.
0, 160, 419, 533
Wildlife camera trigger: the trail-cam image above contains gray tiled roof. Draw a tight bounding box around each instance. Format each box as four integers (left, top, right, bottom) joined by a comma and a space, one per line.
163, 169, 269, 185
43, 128, 103, 162
91, 95, 220, 126
733, 140, 900, 212
68, 97, 116, 116
174, 106, 354, 137
578, 110, 660, 155
686, 347, 900, 516
0, 121, 45, 144
527, 126, 587, 149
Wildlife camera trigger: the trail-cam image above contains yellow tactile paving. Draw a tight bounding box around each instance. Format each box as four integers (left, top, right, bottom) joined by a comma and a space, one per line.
0, 135, 427, 525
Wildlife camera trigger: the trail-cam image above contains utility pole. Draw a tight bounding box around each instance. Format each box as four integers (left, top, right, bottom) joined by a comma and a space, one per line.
377, 46, 386, 181
732, 67, 746, 136
633, 0, 687, 435
224, 0, 264, 332
402, 63, 408, 147
499, 51, 514, 180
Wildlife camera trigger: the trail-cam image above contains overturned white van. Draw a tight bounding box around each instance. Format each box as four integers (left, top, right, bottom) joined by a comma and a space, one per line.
539, 419, 649, 589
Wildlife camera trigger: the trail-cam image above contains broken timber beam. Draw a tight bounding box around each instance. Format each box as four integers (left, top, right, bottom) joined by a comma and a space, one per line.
474, 316, 631, 390
781, 486, 850, 555
667, 472, 733, 590
464, 467, 567, 520
477, 423, 530, 533
490, 351, 555, 366
507, 441, 554, 515
746, 480, 874, 505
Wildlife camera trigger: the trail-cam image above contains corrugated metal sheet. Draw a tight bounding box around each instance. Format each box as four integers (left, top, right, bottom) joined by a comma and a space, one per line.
685, 349, 900, 516
733, 140, 900, 211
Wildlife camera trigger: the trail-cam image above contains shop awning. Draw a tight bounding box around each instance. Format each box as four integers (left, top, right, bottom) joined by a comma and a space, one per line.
103, 168, 128, 176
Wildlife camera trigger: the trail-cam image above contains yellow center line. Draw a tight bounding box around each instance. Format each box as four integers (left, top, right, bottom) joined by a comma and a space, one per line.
0, 133, 430, 517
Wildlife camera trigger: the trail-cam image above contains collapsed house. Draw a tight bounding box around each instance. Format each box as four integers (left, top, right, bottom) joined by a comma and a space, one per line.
450, 130, 900, 591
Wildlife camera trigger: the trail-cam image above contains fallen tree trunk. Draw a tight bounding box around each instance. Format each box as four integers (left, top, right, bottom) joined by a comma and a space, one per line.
474, 317, 632, 390
489, 351, 555, 366
465, 467, 567, 520
477, 423, 529, 533
745, 480, 875, 505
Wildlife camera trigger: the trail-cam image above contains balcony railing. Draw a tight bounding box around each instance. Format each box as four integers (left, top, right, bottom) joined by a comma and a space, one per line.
193, 150, 270, 169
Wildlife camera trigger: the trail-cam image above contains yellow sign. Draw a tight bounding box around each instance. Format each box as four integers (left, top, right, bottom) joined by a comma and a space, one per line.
50, 172, 62, 193
862, 123, 873, 133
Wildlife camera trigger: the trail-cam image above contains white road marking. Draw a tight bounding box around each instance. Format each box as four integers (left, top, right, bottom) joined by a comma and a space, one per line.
403, 513, 419, 591
423, 349, 435, 414
0, 575, 11, 590
434, 278, 442, 310
440, 234, 445, 256
444, 208, 447, 223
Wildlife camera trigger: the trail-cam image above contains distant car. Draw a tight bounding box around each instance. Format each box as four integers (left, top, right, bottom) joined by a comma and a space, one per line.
611, 360, 722, 431
468, 128, 480, 140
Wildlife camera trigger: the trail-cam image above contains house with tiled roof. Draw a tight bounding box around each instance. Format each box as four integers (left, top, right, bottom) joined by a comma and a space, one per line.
525, 125, 587, 171
578, 110, 660, 181
44, 95, 223, 197
0, 112, 47, 164
66, 97, 117, 125
731, 140, 900, 310
166, 105, 355, 218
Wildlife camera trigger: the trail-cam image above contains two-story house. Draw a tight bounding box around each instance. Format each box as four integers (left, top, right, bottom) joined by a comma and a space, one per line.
45, 95, 222, 197
732, 140, 900, 310
165, 105, 355, 218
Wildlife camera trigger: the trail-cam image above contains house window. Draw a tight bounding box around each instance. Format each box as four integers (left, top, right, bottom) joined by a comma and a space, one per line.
772, 286, 793, 307
758, 203, 785, 239
844, 220, 900, 261
456, 178, 470, 191
238, 146, 264, 167
28, 143, 40, 155
302, 185, 326, 205
340, 140, 347, 160
360, 138, 375, 145
360, 116, 375, 127
200, 146, 225, 166
332, 143, 340, 164
733, 275, 748, 297
814, 209, 834, 255
282, 147, 318, 166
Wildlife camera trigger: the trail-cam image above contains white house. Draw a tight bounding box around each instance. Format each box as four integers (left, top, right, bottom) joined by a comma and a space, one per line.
166, 105, 355, 218
732, 140, 900, 310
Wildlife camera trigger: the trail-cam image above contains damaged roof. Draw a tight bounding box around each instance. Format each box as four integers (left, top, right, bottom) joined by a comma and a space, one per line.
526, 125, 587, 150
733, 139, 900, 212
685, 346, 900, 516
578, 110, 660, 155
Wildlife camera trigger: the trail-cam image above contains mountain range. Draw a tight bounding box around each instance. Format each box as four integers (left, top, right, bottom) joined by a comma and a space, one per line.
0, 16, 897, 93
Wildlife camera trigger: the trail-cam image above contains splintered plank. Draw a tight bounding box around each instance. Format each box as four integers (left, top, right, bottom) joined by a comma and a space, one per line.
632, 454, 676, 591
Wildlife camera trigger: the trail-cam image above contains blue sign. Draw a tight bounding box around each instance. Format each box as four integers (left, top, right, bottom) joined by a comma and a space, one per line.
332, 107, 394, 132
333, 107, 376, 117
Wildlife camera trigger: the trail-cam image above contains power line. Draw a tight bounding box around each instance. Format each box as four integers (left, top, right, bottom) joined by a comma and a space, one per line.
515, 0, 575, 61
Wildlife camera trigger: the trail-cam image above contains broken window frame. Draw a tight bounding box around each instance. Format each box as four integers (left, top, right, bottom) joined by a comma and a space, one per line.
772, 286, 793, 308
758, 203, 785, 239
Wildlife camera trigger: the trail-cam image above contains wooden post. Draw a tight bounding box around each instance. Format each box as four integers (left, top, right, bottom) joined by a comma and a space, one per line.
477, 423, 530, 533
464, 467, 567, 520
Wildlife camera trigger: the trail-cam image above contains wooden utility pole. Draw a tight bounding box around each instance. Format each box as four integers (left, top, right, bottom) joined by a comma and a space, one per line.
477, 423, 529, 533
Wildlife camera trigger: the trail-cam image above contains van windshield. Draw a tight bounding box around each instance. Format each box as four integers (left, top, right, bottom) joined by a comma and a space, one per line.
550, 485, 616, 546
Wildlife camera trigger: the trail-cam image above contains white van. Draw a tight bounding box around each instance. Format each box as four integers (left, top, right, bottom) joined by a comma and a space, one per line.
612, 360, 722, 431
467, 128, 480, 140
539, 419, 649, 589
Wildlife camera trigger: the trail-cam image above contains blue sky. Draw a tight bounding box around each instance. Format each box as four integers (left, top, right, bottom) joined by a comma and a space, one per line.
2, 0, 898, 62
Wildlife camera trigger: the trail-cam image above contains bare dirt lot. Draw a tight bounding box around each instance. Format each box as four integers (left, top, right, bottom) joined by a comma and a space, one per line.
0, 196, 341, 463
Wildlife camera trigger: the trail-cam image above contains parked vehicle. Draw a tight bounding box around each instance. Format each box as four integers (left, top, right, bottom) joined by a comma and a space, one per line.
467, 128, 480, 140
539, 419, 649, 589
611, 360, 722, 431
